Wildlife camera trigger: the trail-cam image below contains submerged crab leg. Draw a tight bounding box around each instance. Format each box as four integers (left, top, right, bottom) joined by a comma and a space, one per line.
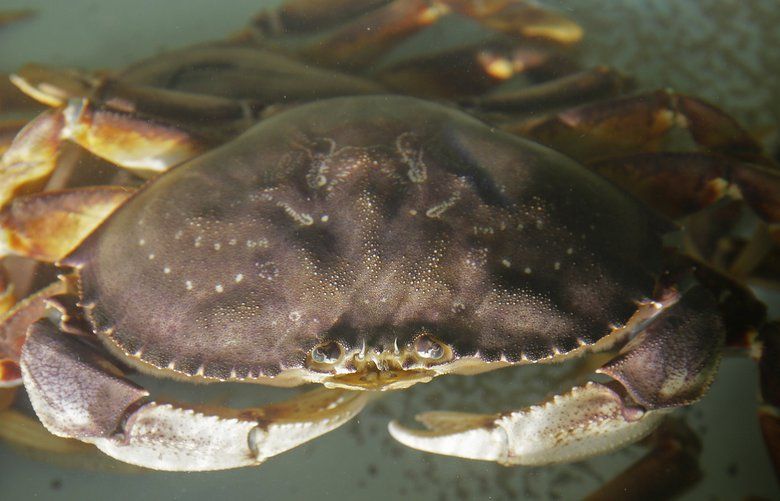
3, 64, 258, 191
20, 319, 368, 471
0, 186, 132, 262
0, 280, 69, 386
0, 268, 13, 316
503, 90, 764, 163
467, 66, 631, 112
440, 0, 583, 44
0, 109, 64, 208
373, 38, 581, 99
389, 287, 723, 465
295, 0, 450, 69
260, 0, 581, 71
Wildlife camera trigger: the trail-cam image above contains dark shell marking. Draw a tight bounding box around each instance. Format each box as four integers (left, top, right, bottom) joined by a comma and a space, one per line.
67, 96, 667, 380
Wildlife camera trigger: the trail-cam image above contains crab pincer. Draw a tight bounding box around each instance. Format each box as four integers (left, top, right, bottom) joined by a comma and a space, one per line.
21, 319, 367, 471
389, 287, 724, 465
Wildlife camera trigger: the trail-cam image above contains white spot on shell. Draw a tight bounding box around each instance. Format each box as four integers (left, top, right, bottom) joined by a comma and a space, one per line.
554, 262, 561, 270
320, 214, 329, 222
289, 311, 301, 322
256, 262, 279, 281
228, 238, 237, 246
235, 274, 244, 283
148, 253, 155, 260
501, 259, 511, 268
138, 238, 146, 246
246, 238, 269, 248
215, 284, 224, 293
524, 267, 532, 274
163, 266, 171, 274
214, 242, 221, 250
185, 280, 193, 290
566, 247, 574, 255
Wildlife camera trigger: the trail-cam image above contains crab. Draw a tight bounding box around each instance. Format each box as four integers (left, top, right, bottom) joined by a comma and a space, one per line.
0, 0, 778, 493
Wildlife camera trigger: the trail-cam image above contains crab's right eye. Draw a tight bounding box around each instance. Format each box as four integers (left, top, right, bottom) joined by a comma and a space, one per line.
311, 341, 343, 364
414, 334, 445, 360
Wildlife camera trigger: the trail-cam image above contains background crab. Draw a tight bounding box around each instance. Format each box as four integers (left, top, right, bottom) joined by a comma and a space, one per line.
1, 0, 780, 500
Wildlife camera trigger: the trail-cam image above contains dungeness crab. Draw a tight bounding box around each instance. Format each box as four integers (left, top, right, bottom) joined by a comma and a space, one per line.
0, 1, 778, 495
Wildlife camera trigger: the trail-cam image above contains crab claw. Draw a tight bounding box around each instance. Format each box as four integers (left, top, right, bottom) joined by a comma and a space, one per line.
389, 382, 666, 465
21, 319, 368, 471
390, 287, 723, 465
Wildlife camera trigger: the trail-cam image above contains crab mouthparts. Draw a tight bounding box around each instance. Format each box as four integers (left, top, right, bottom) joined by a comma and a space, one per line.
324, 363, 435, 391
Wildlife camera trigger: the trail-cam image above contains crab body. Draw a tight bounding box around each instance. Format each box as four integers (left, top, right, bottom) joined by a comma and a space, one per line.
71, 96, 664, 387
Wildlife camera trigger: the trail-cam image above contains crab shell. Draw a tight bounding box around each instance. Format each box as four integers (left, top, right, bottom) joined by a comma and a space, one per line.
61, 95, 669, 390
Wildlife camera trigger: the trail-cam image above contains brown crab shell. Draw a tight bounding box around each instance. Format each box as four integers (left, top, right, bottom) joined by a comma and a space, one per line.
63, 96, 670, 382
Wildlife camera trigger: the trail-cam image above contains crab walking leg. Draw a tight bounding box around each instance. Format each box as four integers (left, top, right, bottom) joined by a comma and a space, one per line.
20, 319, 369, 471
373, 39, 584, 99
440, 0, 583, 44
0, 268, 13, 316
0, 280, 69, 386
0, 187, 132, 262
295, 0, 451, 69
0, 109, 64, 208
390, 287, 724, 465
503, 90, 764, 163
6, 64, 258, 185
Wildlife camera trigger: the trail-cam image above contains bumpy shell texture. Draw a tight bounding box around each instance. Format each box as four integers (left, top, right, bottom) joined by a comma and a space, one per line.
67, 96, 667, 379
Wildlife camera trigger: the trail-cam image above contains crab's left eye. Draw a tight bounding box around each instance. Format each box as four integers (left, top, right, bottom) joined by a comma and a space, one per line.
311, 341, 343, 364
414, 334, 445, 360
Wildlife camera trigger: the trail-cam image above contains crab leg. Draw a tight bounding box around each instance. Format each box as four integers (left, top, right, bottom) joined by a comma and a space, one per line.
503, 90, 764, 163
441, 0, 583, 44
260, 0, 581, 71
389, 287, 723, 465
0, 268, 13, 316
0, 280, 69, 386
20, 319, 368, 471
466, 66, 631, 112
0, 186, 132, 262
3, 65, 260, 195
295, 0, 451, 69
373, 38, 581, 99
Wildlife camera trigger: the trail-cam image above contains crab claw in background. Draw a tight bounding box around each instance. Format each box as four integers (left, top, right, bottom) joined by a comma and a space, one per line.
390, 286, 724, 465
21, 319, 369, 471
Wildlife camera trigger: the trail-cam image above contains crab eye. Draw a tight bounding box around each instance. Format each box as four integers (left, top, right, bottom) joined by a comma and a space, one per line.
414, 335, 445, 360
311, 341, 342, 364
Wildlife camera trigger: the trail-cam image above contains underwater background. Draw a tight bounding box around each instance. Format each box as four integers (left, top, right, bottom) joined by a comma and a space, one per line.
1, 1, 778, 499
